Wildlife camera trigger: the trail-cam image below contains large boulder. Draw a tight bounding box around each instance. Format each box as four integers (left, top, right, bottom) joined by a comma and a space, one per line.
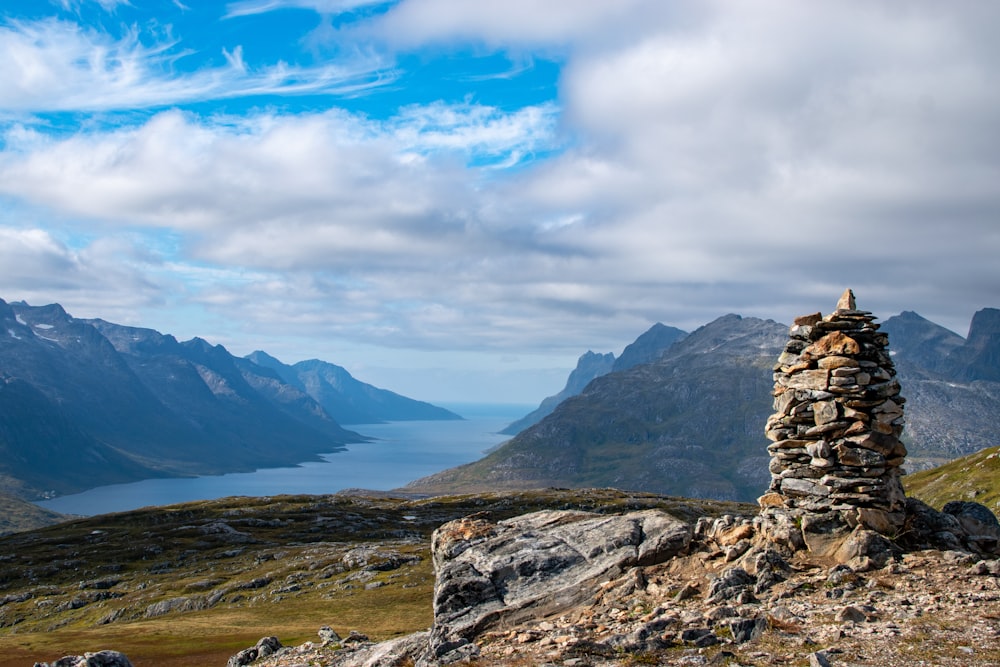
33, 651, 133, 667
428, 509, 692, 660
942, 500, 1000, 553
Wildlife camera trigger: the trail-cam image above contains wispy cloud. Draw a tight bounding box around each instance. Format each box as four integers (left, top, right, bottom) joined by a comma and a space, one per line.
0, 18, 395, 113
223, 0, 389, 19
55, 0, 133, 12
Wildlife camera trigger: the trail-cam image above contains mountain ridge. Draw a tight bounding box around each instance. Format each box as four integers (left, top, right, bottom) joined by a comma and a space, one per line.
500, 322, 687, 435
246, 351, 461, 424
408, 314, 784, 500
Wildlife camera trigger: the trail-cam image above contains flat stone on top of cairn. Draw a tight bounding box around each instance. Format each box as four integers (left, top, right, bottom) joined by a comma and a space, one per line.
760, 289, 907, 534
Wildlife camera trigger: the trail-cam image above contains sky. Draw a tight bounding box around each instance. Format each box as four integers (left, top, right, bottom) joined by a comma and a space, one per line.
1, 1, 998, 405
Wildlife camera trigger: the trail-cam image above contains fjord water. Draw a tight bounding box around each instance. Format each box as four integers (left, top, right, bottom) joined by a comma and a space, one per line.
37, 404, 527, 516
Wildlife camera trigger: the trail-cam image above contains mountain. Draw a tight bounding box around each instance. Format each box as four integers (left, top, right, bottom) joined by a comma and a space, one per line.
0, 374, 160, 499
408, 307, 1000, 501
942, 307, 1000, 382
612, 322, 688, 371
880, 309, 1000, 468
408, 315, 784, 500
0, 298, 447, 500
879, 310, 964, 373
499, 351, 616, 435
499, 323, 687, 436
246, 351, 461, 424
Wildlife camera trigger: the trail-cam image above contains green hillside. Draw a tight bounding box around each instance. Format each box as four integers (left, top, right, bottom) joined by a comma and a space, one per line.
903, 445, 1000, 513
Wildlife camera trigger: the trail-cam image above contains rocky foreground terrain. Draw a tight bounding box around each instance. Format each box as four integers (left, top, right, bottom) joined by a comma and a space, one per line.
204, 498, 999, 667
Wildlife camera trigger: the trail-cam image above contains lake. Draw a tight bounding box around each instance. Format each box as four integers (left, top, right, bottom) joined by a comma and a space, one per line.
36, 403, 528, 517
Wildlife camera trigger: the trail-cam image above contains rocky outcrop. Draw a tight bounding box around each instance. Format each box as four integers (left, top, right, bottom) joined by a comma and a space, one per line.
762, 289, 908, 534
250, 499, 1000, 667
426, 509, 692, 660
227, 637, 283, 667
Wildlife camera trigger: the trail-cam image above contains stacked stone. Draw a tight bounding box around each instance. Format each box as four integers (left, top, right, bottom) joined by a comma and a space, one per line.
760, 289, 907, 533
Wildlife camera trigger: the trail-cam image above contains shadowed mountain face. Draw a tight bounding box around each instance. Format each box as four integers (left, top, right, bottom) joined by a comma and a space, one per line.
500, 351, 616, 436
0, 375, 158, 499
879, 311, 964, 374
500, 323, 687, 436
0, 298, 453, 500
612, 322, 688, 372
942, 308, 1000, 382
408, 307, 1000, 501
246, 351, 461, 424
410, 315, 785, 501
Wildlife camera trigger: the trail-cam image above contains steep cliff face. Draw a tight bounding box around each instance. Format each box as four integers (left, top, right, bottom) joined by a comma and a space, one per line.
943, 307, 1000, 382
611, 322, 688, 371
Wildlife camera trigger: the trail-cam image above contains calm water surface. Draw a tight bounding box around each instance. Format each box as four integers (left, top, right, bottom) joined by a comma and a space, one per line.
37, 404, 527, 516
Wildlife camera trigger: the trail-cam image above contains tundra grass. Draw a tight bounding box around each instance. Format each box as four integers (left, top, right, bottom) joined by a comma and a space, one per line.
0, 489, 746, 665
904, 445, 1000, 512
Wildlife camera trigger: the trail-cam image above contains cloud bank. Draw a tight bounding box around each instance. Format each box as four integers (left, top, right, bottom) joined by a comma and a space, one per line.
1, 0, 998, 400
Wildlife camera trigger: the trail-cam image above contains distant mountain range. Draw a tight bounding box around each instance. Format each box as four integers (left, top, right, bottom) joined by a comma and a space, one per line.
0, 298, 459, 500
407, 306, 1000, 501
246, 351, 457, 425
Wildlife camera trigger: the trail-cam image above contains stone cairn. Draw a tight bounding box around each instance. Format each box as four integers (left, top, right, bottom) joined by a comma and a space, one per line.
760, 289, 907, 534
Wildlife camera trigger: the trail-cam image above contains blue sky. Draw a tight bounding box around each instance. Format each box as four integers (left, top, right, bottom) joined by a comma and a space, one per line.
1, 1, 998, 404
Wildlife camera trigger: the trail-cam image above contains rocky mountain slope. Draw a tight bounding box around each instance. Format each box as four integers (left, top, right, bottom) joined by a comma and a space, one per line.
246, 351, 460, 424
881, 309, 1000, 466
409, 314, 784, 500
408, 306, 1000, 500
0, 298, 453, 500
499, 351, 616, 435
611, 322, 689, 372
500, 323, 686, 435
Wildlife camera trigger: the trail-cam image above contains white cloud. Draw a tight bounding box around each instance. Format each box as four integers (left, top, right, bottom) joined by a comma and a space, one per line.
367, 0, 669, 50
2, 0, 999, 367
0, 226, 166, 321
